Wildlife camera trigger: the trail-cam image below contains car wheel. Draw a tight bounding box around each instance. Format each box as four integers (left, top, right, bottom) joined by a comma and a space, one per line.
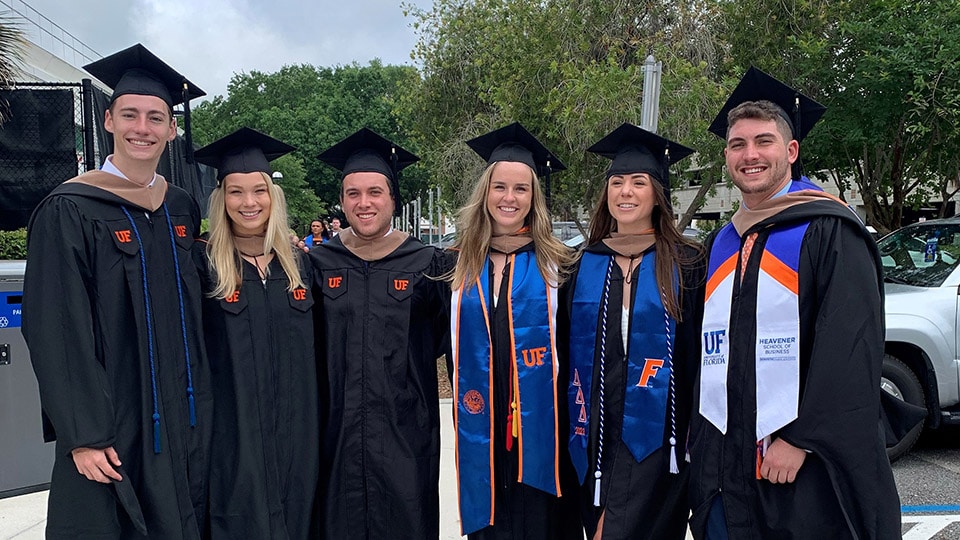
881, 354, 926, 461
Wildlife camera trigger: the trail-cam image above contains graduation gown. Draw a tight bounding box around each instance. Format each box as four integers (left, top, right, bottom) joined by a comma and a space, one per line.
687, 201, 901, 539
451, 243, 582, 540
309, 234, 449, 539
560, 241, 703, 540
200, 254, 320, 539
22, 178, 212, 540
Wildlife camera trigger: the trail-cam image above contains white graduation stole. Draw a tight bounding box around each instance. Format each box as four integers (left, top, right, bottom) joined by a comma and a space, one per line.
700, 222, 808, 440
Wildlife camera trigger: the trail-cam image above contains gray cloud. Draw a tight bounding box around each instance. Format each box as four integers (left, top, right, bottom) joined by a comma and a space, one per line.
16, 0, 430, 98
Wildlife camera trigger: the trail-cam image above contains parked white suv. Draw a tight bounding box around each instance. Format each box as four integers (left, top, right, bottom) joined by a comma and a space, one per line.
879, 217, 960, 459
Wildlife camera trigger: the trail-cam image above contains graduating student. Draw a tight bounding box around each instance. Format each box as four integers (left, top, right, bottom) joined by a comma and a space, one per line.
311, 128, 450, 539
563, 123, 704, 540
21, 44, 211, 539
193, 128, 319, 539
688, 67, 901, 539
446, 123, 580, 539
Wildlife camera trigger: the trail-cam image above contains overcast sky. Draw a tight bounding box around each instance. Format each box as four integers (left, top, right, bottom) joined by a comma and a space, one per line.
15, 0, 431, 99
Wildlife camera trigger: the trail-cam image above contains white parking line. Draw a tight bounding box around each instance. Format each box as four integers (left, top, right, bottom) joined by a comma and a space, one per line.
902, 514, 960, 539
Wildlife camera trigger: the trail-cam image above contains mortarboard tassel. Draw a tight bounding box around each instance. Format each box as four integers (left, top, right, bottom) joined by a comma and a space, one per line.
183, 82, 195, 164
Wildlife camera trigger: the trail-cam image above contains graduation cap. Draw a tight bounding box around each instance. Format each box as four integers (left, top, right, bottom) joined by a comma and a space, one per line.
708, 66, 826, 178
708, 66, 826, 142
84, 44, 206, 163
317, 127, 419, 217
466, 122, 566, 207
587, 122, 695, 202
194, 127, 296, 183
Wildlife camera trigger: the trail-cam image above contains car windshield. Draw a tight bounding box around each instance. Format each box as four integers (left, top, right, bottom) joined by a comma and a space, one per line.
878, 222, 960, 287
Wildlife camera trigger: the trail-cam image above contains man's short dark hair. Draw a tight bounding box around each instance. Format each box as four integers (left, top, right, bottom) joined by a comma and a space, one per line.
727, 100, 794, 142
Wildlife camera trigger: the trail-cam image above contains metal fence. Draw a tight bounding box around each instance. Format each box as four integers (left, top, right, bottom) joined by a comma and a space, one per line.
0, 82, 104, 230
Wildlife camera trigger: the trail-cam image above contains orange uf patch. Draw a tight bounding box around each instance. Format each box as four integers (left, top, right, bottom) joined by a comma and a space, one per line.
174, 225, 187, 238
463, 390, 485, 415
393, 279, 409, 291
328, 276, 343, 288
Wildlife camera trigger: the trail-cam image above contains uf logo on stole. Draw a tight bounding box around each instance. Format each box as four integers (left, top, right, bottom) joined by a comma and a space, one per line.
703, 330, 726, 355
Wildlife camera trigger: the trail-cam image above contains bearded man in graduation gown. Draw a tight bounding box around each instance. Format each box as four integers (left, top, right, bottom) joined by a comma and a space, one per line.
21, 45, 212, 540
687, 68, 901, 539
310, 128, 450, 539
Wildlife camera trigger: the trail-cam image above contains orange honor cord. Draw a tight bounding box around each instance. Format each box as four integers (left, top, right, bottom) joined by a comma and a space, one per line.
476, 274, 496, 528
755, 439, 764, 480
546, 280, 562, 495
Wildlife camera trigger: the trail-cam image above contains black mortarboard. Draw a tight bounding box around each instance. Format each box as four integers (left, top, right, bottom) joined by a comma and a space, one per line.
194, 127, 295, 183
707, 66, 826, 142
466, 122, 566, 207
84, 44, 206, 163
587, 122, 695, 202
84, 43, 204, 108
317, 128, 419, 216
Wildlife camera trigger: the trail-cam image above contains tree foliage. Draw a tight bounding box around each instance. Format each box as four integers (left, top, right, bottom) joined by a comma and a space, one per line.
404, 0, 729, 225
719, 0, 960, 233
191, 62, 426, 224
0, 12, 26, 124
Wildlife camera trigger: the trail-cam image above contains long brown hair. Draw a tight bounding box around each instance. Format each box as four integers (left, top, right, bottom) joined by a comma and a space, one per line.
448, 162, 574, 290
587, 175, 700, 320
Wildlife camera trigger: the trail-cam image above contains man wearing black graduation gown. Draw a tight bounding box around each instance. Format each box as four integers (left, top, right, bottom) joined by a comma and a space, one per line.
687, 68, 901, 539
311, 128, 449, 539
21, 45, 212, 539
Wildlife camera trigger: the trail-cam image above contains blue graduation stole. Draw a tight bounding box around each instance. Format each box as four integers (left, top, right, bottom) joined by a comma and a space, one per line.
568, 250, 676, 484
451, 251, 560, 535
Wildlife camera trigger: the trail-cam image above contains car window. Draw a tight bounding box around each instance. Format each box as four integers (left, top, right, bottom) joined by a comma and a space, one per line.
878, 223, 960, 286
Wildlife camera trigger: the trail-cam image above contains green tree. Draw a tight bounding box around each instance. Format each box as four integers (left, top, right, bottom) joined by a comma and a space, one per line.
0, 12, 26, 124
719, 0, 960, 233
271, 154, 324, 234
404, 0, 729, 226
191, 62, 426, 219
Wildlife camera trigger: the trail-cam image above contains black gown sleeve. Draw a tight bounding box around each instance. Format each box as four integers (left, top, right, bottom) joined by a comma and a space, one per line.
22, 197, 115, 452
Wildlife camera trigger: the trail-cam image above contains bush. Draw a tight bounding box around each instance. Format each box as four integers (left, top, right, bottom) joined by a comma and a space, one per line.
0, 228, 27, 259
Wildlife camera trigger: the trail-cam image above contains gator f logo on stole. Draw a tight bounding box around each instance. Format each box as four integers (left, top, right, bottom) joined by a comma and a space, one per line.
173, 225, 187, 238
114, 230, 132, 243
328, 276, 343, 289
393, 279, 409, 291
522, 346, 548, 367
292, 288, 307, 301
636, 358, 664, 387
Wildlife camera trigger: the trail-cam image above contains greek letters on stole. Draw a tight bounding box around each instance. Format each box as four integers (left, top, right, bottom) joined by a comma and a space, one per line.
699, 221, 808, 441
568, 250, 676, 483
450, 251, 560, 535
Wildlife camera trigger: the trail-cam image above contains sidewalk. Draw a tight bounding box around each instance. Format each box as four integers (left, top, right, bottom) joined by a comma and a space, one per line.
0, 400, 465, 540
0, 401, 687, 539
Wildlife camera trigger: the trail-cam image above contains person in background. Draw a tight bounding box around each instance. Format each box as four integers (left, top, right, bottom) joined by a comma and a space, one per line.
22, 44, 211, 539
330, 217, 342, 236
688, 67, 901, 539
445, 122, 580, 539
311, 128, 450, 539
563, 123, 704, 540
304, 219, 329, 247
194, 127, 319, 539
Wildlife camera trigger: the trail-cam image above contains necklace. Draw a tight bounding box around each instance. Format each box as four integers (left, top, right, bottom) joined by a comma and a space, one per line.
238, 250, 267, 280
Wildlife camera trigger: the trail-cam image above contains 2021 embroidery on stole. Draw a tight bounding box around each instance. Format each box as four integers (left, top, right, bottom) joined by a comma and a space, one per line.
568, 251, 676, 484
451, 252, 560, 535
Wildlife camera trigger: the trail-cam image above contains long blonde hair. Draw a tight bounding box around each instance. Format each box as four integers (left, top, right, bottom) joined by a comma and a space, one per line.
206, 172, 304, 298
448, 162, 574, 290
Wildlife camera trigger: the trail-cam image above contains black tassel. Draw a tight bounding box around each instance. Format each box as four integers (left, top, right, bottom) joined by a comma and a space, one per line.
183, 82, 194, 164
390, 146, 402, 217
